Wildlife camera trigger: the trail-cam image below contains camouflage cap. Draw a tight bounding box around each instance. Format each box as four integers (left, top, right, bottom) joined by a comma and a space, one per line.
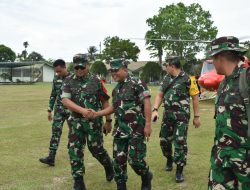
73, 53, 89, 67
208, 36, 247, 56
109, 58, 129, 69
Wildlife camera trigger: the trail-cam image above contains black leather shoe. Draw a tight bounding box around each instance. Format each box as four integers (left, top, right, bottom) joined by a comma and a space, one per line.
165, 157, 173, 171
73, 177, 86, 190
141, 171, 153, 190
175, 165, 184, 183
117, 181, 127, 190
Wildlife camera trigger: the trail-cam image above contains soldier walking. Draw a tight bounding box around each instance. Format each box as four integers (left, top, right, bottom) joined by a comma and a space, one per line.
39, 59, 71, 166
207, 36, 250, 189
91, 58, 153, 190
61, 54, 114, 190
151, 56, 200, 183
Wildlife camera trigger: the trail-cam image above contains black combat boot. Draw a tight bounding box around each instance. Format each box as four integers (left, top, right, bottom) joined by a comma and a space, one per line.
165, 156, 173, 171
175, 165, 184, 183
117, 181, 127, 190
73, 177, 86, 190
141, 170, 153, 190
104, 159, 114, 182
39, 150, 55, 166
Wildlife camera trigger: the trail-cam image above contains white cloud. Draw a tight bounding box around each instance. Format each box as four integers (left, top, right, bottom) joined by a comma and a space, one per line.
0, 0, 249, 62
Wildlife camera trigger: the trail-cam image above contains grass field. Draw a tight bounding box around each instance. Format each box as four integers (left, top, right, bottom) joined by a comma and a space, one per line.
0, 83, 215, 190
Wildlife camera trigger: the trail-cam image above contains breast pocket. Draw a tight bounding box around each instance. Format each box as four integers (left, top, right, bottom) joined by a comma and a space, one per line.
224, 92, 245, 118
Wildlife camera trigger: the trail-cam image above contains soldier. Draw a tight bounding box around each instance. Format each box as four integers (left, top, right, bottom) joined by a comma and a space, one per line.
151, 56, 201, 183
39, 59, 71, 166
91, 58, 153, 190
207, 36, 250, 189
61, 54, 114, 190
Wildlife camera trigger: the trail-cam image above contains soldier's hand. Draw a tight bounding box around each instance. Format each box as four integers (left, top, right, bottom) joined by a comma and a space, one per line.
193, 117, 201, 128
151, 111, 159, 123
144, 123, 152, 141
48, 112, 53, 122
81, 109, 93, 119
103, 122, 112, 136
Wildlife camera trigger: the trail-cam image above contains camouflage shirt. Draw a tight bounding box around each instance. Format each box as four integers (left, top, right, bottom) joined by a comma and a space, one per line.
214, 63, 250, 148
160, 71, 198, 117
112, 74, 151, 138
61, 73, 109, 118
48, 72, 71, 112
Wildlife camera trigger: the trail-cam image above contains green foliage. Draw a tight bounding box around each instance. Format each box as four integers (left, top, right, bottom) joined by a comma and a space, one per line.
102, 36, 140, 61
67, 62, 74, 72
141, 61, 162, 83
0, 44, 16, 62
0, 72, 11, 81
146, 2, 218, 64
27, 51, 45, 61
90, 60, 108, 77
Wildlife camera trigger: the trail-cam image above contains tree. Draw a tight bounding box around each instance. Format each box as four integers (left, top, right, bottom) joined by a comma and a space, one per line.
0, 72, 11, 82
141, 61, 162, 83
0, 44, 16, 62
90, 60, 108, 78
102, 36, 140, 61
145, 3, 218, 65
27, 51, 45, 61
21, 41, 29, 60
87, 46, 98, 61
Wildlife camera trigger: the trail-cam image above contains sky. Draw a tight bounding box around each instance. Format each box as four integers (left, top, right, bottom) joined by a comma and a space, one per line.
0, 0, 249, 62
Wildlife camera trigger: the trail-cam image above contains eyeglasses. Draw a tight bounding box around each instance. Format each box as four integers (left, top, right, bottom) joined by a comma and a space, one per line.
74, 66, 86, 70
110, 68, 119, 73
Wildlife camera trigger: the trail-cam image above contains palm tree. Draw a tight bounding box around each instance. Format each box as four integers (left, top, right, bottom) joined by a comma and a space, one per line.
23, 41, 29, 49
87, 46, 98, 61
22, 41, 29, 60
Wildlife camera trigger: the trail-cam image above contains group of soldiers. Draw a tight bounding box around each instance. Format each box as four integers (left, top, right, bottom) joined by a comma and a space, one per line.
39, 36, 250, 190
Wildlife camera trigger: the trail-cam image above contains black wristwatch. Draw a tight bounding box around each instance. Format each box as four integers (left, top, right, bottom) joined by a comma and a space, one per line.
152, 108, 158, 112
106, 119, 112, 123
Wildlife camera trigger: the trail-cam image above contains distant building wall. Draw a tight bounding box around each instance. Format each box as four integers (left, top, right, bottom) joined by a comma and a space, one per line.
43, 64, 54, 82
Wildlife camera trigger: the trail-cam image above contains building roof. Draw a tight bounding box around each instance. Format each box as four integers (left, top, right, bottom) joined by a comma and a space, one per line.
0, 61, 44, 68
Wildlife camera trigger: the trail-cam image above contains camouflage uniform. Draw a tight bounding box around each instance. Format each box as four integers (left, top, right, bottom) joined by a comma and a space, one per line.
111, 74, 151, 183
47, 73, 71, 154
207, 36, 250, 190
62, 73, 112, 179
160, 71, 198, 166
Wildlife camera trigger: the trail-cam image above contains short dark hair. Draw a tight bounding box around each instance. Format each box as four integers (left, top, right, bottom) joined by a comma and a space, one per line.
53, 59, 66, 67
215, 50, 242, 62
168, 58, 181, 69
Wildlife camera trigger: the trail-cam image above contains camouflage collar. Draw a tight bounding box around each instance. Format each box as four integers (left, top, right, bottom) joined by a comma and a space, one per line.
225, 61, 243, 80
72, 72, 90, 80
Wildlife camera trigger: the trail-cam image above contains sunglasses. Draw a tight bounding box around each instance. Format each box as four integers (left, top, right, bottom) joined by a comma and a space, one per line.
110, 68, 119, 73
74, 66, 86, 70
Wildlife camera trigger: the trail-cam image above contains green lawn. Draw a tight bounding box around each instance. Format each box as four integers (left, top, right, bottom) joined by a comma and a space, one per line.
0, 83, 215, 190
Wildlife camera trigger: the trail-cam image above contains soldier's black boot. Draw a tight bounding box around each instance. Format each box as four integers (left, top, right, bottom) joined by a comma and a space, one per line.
117, 181, 127, 190
104, 159, 114, 182
73, 177, 86, 190
165, 156, 173, 171
141, 170, 153, 190
39, 150, 55, 166
175, 165, 184, 183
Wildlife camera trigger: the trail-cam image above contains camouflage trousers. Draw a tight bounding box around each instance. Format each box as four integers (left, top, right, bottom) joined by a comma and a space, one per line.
113, 135, 149, 183
49, 107, 70, 153
68, 116, 112, 179
159, 114, 189, 166
208, 145, 250, 190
